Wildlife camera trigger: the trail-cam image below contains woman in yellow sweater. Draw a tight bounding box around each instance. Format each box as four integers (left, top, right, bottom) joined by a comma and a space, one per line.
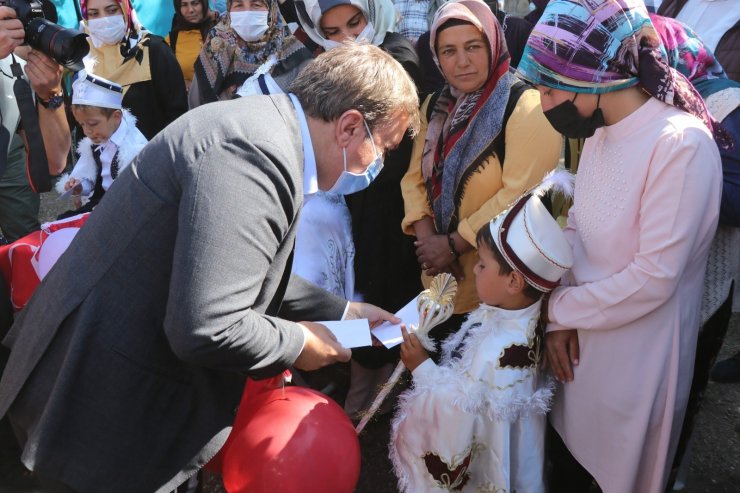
401, 0, 561, 347
167, 0, 219, 89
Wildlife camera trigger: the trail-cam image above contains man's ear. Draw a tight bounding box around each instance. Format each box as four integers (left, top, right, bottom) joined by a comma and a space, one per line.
334, 109, 364, 148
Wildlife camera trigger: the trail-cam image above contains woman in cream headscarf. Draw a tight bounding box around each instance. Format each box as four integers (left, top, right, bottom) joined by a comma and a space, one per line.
80, 0, 187, 139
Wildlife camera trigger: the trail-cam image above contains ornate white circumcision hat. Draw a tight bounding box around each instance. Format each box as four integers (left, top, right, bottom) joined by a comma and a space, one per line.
72, 71, 123, 110
489, 172, 575, 292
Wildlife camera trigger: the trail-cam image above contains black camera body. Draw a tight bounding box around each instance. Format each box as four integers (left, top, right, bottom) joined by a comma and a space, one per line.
1, 0, 89, 71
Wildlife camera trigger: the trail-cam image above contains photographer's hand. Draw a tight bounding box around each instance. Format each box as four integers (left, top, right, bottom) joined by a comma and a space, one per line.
24, 49, 63, 100
0, 7, 24, 58
19, 49, 70, 176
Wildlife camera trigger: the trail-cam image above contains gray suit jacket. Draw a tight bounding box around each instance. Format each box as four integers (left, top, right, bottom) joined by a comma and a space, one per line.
0, 95, 347, 492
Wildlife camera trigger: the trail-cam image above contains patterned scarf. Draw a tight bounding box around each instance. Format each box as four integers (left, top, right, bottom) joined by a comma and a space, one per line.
422, 0, 514, 234
517, 0, 730, 148
193, 0, 304, 103
649, 13, 729, 97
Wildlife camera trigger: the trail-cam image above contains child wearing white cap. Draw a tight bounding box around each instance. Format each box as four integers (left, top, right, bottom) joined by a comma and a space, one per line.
57, 71, 148, 218
390, 173, 574, 493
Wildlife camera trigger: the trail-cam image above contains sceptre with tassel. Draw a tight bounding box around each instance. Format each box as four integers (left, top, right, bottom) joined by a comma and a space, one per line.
355, 273, 458, 434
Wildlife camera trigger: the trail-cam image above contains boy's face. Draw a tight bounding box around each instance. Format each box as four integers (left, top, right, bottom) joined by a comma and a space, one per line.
473, 242, 513, 307
73, 107, 122, 145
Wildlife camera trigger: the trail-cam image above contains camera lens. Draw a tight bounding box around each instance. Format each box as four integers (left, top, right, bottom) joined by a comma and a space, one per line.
25, 18, 90, 72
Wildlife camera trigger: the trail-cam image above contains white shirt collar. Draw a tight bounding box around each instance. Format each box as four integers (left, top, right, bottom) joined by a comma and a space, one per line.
288, 94, 319, 196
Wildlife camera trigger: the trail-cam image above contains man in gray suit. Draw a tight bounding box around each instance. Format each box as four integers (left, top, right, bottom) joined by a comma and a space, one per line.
0, 43, 420, 492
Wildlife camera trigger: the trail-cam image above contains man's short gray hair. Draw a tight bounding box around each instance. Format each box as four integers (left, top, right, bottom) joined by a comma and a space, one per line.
289, 43, 420, 136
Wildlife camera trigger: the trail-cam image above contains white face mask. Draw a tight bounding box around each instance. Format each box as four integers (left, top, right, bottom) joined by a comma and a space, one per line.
230, 11, 269, 42
321, 22, 375, 50
87, 14, 127, 48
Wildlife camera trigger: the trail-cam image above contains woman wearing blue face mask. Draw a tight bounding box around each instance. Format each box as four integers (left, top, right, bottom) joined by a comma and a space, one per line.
189, 0, 312, 106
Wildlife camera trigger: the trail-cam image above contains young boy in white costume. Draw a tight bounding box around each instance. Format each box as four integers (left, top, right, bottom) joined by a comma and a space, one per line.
57, 72, 148, 218
391, 187, 574, 493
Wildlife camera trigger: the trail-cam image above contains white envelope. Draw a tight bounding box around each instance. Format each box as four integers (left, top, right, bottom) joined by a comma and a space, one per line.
319, 319, 372, 349
56, 186, 81, 202
370, 296, 420, 348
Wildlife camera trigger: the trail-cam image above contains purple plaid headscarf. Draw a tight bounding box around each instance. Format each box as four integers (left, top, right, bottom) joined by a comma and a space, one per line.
516, 0, 730, 147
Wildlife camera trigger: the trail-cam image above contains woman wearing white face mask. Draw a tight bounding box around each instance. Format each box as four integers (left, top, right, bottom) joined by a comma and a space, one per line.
189, 0, 312, 107
79, 0, 188, 140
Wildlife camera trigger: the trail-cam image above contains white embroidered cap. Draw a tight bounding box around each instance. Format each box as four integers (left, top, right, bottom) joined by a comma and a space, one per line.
72, 71, 123, 109
489, 172, 574, 292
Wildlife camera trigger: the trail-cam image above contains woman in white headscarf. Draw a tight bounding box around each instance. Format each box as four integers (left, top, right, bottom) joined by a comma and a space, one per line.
294, 0, 425, 419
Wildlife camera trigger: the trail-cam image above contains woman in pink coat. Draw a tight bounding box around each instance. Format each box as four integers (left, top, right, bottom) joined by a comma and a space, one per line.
516, 1, 729, 492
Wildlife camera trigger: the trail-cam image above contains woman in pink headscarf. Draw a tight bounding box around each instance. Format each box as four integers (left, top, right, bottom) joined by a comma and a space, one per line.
400, 0, 561, 349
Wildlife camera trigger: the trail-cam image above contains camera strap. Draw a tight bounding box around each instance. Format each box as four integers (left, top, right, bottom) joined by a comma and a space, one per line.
11, 54, 52, 193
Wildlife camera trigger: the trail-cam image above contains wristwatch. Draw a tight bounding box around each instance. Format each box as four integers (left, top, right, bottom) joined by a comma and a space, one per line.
38, 91, 65, 110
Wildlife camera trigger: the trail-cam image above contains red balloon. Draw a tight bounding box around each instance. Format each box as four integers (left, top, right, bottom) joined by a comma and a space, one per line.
221, 378, 360, 493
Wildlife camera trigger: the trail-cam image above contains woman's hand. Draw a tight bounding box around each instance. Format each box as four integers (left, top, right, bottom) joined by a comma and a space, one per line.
415, 234, 462, 277
400, 325, 429, 372
543, 328, 579, 382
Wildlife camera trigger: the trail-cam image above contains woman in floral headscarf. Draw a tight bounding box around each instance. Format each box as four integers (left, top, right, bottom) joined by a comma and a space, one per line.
189, 0, 311, 107
79, 0, 187, 139
400, 0, 561, 348
517, 1, 726, 491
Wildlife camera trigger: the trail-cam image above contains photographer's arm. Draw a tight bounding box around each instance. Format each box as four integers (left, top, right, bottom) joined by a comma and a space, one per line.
0, 7, 24, 58
21, 49, 69, 176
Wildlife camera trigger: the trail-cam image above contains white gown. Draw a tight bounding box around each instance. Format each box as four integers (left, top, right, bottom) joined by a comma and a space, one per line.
293, 191, 355, 299
391, 301, 553, 493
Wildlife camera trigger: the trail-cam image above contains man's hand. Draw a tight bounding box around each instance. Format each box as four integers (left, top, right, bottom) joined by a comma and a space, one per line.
543, 328, 579, 382
0, 7, 24, 59
345, 301, 400, 329
400, 325, 429, 372
24, 50, 63, 100
293, 321, 352, 371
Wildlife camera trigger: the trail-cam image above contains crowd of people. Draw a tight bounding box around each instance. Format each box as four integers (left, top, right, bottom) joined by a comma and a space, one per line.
0, 0, 736, 492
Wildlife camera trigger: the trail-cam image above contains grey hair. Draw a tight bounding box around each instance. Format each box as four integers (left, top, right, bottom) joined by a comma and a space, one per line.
289, 43, 421, 137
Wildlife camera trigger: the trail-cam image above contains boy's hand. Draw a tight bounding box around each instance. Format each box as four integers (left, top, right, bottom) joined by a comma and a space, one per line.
400, 325, 429, 372
64, 178, 81, 193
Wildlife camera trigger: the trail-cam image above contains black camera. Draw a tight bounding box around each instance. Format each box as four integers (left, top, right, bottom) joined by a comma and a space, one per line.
1, 0, 89, 71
